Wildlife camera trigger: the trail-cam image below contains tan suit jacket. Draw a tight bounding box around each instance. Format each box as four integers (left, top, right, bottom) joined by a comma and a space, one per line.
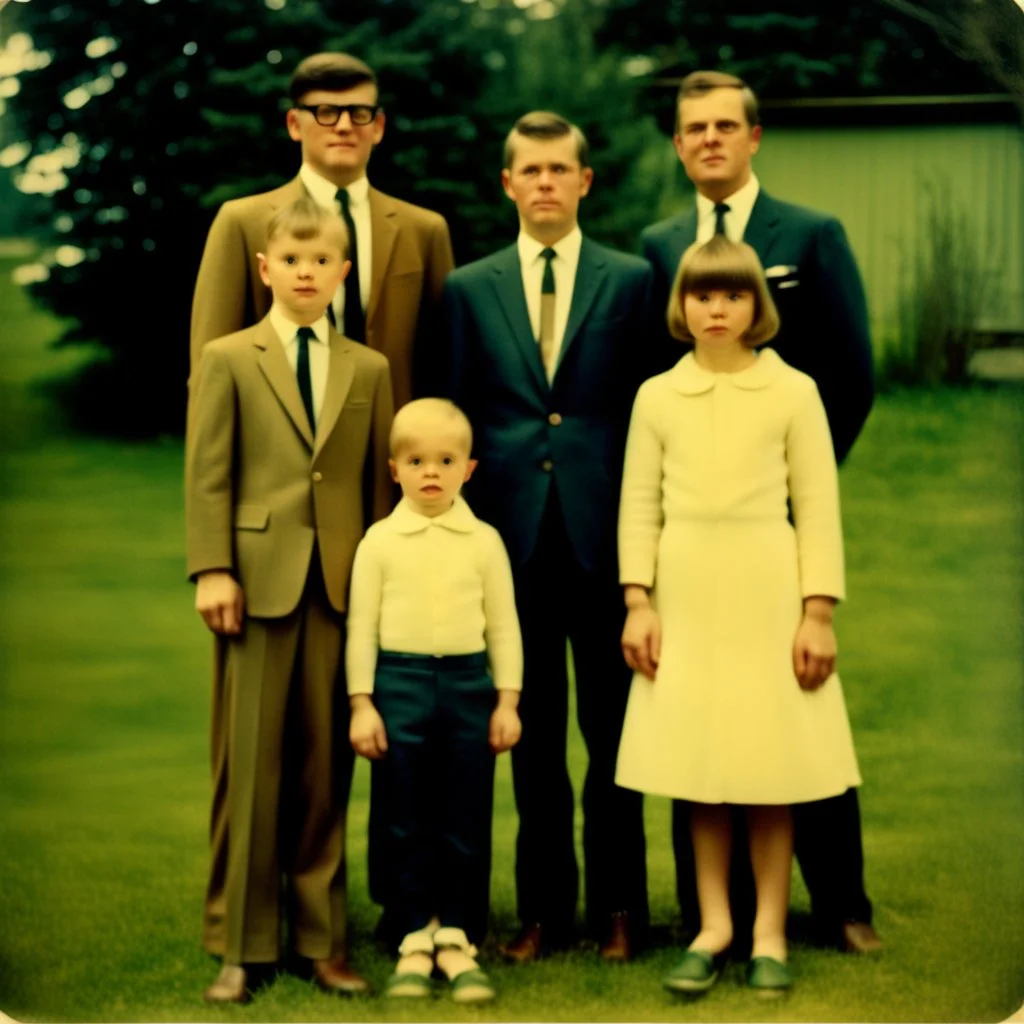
185, 316, 394, 616
190, 176, 454, 409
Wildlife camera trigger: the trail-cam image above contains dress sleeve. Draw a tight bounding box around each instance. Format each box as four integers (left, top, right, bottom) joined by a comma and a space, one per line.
481, 528, 523, 692
787, 379, 846, 601
618, 381, 665, 588
345, 531, 384, 696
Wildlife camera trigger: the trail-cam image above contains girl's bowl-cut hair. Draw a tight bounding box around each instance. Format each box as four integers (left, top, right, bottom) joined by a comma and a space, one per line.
667, 235, 780, 347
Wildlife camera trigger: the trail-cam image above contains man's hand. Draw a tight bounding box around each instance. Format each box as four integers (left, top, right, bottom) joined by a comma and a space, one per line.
350, 696, 388, 760
621, 587, 660, 681
195, 571, 244, 635
793, 596, 838, 691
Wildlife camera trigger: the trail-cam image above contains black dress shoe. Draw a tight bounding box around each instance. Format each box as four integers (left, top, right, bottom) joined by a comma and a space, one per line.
599, 911, 633, 961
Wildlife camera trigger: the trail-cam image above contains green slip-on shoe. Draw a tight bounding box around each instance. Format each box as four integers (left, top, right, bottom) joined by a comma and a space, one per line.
384, 972, 434, 999
746, 956, 793, 993
663, 948, 728, 994
449, 967, 496, 1004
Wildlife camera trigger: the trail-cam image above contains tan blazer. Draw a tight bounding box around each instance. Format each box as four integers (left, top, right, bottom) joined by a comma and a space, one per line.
185, 317, 394, 618
190, 176, 454, 409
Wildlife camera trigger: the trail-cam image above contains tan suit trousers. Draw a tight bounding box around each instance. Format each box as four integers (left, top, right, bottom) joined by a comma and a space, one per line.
202, 558, 353, 964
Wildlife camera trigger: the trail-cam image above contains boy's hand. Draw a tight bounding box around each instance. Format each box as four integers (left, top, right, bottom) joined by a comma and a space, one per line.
793, 599, 837, 690
489, 706, 521, 754
350, 699, 388, 760
196, 571, 245, 635
621, 604, 661, 681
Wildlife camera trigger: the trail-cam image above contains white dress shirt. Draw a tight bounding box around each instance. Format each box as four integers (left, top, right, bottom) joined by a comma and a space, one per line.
346, 496, 523, 696
268, 305, 330, 427
696, 172, 761, 244
299, 164, 372, 324
517, 225, 583, 380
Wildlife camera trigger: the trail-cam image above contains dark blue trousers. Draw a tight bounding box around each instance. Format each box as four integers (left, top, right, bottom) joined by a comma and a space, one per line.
371, 650, 496, 945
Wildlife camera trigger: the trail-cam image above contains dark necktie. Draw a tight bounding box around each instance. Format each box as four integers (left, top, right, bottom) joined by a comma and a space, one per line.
714, 202, 731, 237
295, 326, 316, 431
337, 188, 365, 342
539, 247, 556, 379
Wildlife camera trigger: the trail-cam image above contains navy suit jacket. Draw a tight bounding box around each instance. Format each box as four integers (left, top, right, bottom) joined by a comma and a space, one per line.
444, 237, 654, 573
641, 190, 874, 463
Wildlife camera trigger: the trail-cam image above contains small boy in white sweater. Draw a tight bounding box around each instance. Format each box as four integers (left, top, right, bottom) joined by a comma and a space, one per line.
347, 398, 522, 1003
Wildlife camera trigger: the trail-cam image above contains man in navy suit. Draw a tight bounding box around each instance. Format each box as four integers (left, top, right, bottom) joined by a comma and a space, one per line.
444, 111, 651, 961
641, 70, 880, 953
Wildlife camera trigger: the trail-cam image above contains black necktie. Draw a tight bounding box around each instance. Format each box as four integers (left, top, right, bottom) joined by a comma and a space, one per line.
295, 326, 316, 431
714, 202, 730, 237
337, 188, 365, 342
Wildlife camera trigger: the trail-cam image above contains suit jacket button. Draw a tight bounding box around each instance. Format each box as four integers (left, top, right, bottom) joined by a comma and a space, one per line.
548, 412, 562, 426
312, 471, 323, 482
541, 459, 553, 472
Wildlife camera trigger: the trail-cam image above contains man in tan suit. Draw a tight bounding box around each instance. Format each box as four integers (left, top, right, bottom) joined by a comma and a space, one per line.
191, 52, 451, 947
187, 198, 393, 1002
190, 51, 455, 409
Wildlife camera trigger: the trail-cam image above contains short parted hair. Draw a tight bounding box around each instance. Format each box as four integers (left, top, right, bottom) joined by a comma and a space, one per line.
675, 70, 760, 133
667, 235, 780, 347
389, 398, 474, 457
503, 110, 590, 169
265, 196, 349, 258
289, 52, 377, 105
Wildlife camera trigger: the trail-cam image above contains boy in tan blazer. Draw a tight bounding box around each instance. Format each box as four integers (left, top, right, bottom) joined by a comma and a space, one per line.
190, 51, 454, 410
186, 197, 393, 1003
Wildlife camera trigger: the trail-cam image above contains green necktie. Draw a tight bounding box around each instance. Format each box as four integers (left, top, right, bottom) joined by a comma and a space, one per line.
295, 326, 316, 431
539, 247, 556, 378
337, 188, 365, 342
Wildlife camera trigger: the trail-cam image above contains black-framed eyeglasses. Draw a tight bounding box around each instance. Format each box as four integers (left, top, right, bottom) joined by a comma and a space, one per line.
294, 103, 380, 127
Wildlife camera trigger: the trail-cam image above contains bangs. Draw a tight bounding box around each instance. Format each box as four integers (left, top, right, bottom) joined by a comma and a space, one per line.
681, 265, 762, 295
680, 235, 764, 295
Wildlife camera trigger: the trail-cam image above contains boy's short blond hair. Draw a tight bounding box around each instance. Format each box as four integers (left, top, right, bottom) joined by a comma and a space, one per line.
265, 196, 350, 258
667, 235, 780, 347
389, 398, 473, 456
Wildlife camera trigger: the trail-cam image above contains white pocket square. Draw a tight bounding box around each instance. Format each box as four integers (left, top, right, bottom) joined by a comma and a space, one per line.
764, 264, 798, 279
778, 279, 800, 289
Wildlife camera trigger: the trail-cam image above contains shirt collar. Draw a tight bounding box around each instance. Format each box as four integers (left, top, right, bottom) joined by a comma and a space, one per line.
517, 224, 583, 269
299, 164, 370, 209
669, 346, 782, 395
695, 172, 760, 230
387, 495, 479, 535
268, 304, 330, 348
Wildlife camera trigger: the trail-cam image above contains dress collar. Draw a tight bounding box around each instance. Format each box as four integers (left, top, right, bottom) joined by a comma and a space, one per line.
387, 495, 479, 535
669, 347, 783, 395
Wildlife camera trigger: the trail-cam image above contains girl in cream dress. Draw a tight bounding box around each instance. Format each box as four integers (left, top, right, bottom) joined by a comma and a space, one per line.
616, 237, 860, 995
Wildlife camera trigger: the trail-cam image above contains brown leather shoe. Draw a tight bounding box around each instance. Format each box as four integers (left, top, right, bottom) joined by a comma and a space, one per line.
599, 911, 633, 962
313, 955, 370, 995
203, 964, 251, 1004
501, 923, 544, 964
841, 920, 883, 954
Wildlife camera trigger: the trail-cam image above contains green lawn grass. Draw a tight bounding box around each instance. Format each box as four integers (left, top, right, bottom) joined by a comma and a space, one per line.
1, 251, 1022, 1022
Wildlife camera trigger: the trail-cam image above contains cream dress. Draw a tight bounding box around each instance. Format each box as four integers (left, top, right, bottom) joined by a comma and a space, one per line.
615, 349, 861, 805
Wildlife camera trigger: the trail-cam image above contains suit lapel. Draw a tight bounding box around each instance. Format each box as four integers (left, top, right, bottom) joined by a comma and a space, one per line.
490, 247, 549, 394
742, 191, 781, 265
557, 238, 606, 375
677, 207, 699, 248
255, 320, 315, 449
366, 188, 398, 328
314, 332, 356, 460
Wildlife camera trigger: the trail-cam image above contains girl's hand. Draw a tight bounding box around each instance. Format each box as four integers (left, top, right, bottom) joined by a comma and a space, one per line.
489, 706, 522, 753
350, 699, 388, 760
792, 600, 837, 690
622, 604, 661, 681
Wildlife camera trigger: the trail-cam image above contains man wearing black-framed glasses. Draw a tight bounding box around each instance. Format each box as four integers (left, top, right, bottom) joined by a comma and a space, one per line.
190, 51, 455, 1004
191, 51, 455, 413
